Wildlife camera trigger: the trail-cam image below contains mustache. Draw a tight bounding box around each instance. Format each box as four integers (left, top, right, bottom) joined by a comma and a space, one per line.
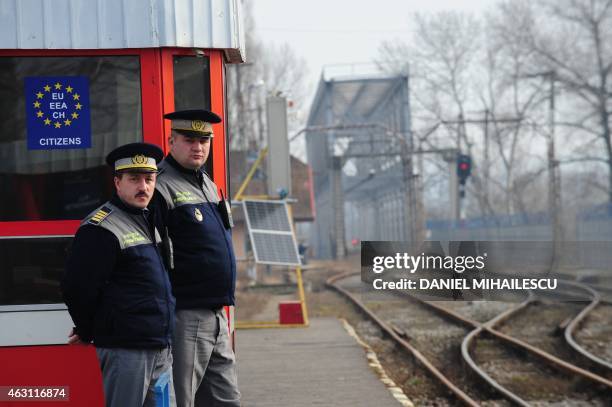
135, 191, 149, 198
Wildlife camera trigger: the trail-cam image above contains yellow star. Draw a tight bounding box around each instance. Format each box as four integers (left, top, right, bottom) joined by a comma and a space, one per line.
73, 93, 80, 101
36, 92, 44, 99
64, 119, 72, 126
43, 85, 51, 92
71, 112, 79, 119
66, 86, 73, 93
75, 103, 82, 110
54, 82, 62, 90
36, 111, 44, 118
44, 118, 51, 125
54, 121, 62, 128
33, 101, 41, 108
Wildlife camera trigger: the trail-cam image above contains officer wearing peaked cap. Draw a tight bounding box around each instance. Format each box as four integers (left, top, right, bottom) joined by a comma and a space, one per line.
151, 110, 240, 407
62, 142, 177, 407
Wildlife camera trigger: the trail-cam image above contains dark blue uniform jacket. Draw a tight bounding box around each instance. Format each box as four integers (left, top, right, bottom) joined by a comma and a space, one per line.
62, 196, 175, 348
152, 154, 236, 310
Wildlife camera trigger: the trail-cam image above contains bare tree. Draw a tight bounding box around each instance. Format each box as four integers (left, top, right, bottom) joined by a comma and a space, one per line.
375, 1, 612, 223
226, 1, 309, 153
495, 0, 612, 202
477, 7, 551, 216
377, 11, 539, 218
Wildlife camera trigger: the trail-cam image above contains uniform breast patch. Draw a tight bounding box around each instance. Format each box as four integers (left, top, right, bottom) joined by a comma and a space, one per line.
194, 207, 203, 222
173, 191, 197, 204
88, 206, 113, 225
122, 232, 147, 246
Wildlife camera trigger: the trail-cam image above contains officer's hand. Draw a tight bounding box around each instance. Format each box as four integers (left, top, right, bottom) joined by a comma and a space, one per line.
67, 328, 84, 345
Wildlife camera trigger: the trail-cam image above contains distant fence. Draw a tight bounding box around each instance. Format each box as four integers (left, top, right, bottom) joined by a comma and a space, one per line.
427, 212, 552, 241
577, 203, 612, 241
323, 199, 612, 272
425, 207, 612, 272
575, 203, 612, 271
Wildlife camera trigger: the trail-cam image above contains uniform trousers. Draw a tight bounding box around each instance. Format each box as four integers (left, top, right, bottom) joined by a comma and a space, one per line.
96, 346, 176, 407
173, 308, 240, 407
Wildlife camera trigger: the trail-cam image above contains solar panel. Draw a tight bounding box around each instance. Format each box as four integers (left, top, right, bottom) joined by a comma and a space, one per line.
242, 199, 301, 266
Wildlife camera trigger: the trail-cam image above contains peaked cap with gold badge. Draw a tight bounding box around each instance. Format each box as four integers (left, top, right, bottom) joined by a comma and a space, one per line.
164, 109, 222, 138
106, 142, 164, 173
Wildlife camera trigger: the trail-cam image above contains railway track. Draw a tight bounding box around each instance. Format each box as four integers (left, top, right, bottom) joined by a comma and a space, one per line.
327, 271, 612, 406
494, 284, 596, 364
561, 282, 612, 373
328, 272, 488, 406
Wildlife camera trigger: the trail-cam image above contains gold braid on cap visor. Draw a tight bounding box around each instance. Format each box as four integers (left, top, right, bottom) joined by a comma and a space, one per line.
171, 119, 214, 136
114, 155, 158, 171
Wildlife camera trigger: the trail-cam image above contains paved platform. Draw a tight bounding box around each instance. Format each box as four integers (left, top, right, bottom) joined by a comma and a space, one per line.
236, 317, 401, 406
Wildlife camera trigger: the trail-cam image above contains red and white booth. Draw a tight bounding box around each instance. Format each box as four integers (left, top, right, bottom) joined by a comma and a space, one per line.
0, 1, 244, 404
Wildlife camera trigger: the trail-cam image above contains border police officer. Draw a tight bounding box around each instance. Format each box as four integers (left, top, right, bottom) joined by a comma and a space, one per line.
62, 143, 176, 407
152, 110, 240, 407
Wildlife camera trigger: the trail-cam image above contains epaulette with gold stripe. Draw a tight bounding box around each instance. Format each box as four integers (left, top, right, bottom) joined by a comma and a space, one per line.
88, 206, 113, 225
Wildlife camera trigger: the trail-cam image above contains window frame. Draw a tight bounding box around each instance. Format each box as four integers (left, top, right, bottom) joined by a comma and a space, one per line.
160, 48, 228, 194
0, 48, 228, 237
0, 48, 164, 237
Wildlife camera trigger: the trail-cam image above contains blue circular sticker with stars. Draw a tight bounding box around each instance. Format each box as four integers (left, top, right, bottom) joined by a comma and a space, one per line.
24, 76, 91, 150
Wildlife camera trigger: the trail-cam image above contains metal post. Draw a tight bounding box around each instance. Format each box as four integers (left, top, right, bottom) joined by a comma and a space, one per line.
518, 70, 563, 262
484, 109, 490, 212
399, 75, 422, 242
331, 156, 346, 258
548, 72, 563, 266
456, 115, 464, 222
398, 140, 419, 242
417, 137, 426, 241
449, 156, 460, 221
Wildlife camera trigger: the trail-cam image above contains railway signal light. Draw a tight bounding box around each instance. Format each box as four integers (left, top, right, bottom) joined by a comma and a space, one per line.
457, 154, 471, 185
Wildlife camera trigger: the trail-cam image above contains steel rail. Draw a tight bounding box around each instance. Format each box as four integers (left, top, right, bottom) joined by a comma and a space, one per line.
326, 271, 480, 407
394, 277, 612, 389
330, 271, 612, 404
409, 273, 612, 388
330, 272, 533, 405
461, 295, 533, 407
562, 281, 612, 371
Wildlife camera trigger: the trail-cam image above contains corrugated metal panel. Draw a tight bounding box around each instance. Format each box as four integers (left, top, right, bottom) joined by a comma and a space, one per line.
0, 0, 245, 63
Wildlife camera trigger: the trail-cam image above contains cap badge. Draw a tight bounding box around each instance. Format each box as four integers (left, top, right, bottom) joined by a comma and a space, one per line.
131, 154, 147, 165
191, 120, 205, 131
194, 208, 203, 222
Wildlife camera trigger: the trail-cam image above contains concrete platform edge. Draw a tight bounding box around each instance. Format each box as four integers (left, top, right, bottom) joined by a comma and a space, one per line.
339, 318, 414, 407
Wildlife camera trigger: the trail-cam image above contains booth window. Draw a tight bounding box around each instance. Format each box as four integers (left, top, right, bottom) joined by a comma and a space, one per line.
173, 55, 213, 174
173, 55, 211, 111
0, 56, 142, 222
0, 237, 70, 305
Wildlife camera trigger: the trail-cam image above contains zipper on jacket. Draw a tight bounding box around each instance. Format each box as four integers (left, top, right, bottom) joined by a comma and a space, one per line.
197, 172, 235, 301
142, 212, 173, 344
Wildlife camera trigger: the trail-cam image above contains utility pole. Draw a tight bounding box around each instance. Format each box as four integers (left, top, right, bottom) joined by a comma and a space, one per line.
520, 70, 562, 268
547, 72, 563, 267
484, 109, 490, 212
400, 139, 418, 243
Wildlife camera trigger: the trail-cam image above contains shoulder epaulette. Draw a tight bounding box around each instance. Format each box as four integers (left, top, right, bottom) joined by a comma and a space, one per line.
88, 205, 113, 225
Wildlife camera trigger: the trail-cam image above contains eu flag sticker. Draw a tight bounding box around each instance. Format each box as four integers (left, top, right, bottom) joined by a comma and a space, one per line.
24, 76, 92, 150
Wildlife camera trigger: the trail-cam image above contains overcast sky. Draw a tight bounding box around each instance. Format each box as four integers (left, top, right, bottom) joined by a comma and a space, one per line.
252, 0, 499, 158
253, 0, 498, 94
